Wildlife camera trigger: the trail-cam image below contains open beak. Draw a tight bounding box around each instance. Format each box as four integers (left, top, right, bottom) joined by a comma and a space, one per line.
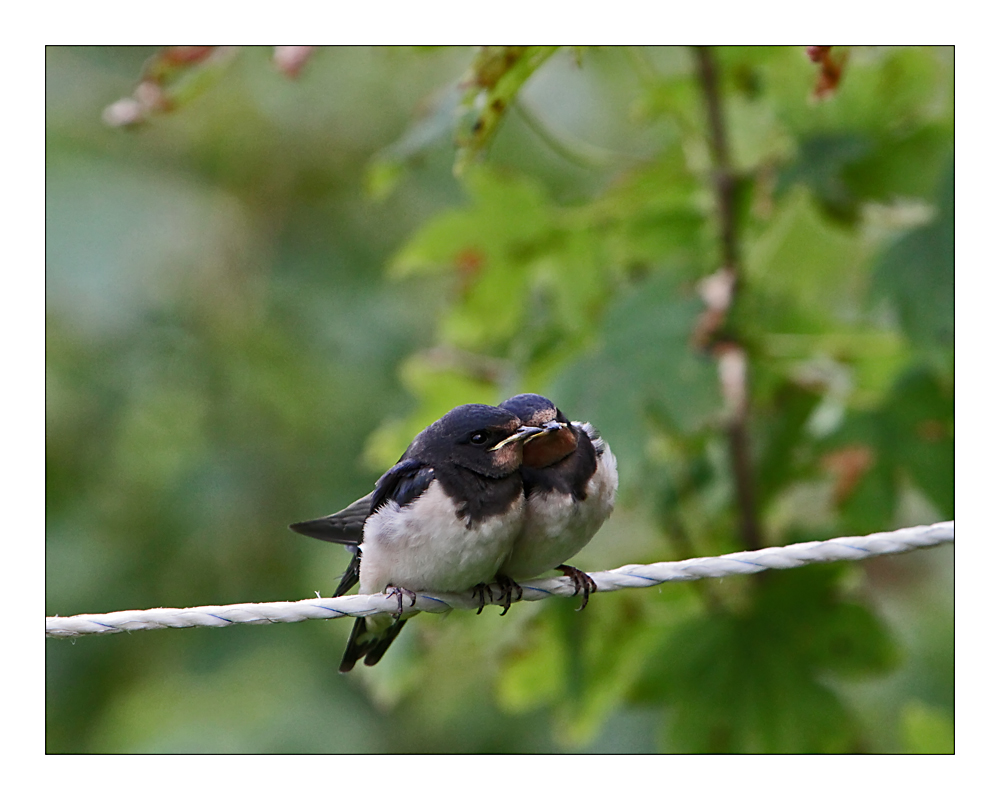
490, 425, 546, 451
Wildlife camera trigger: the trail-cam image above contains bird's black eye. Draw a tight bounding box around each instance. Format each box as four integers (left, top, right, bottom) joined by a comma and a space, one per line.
469, 431, 489, 446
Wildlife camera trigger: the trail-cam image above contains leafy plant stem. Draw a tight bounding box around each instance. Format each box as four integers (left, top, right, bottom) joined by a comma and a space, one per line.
513, 99, 623, 170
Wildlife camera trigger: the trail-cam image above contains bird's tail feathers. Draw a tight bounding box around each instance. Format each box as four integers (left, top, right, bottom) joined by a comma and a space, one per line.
339, 616, 408, 672
289, 494, 371, 545
289, 515, 363, 545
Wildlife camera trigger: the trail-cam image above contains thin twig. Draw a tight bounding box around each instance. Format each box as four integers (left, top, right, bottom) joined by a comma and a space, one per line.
693, 47, 740, 272
691, 46, 762, 551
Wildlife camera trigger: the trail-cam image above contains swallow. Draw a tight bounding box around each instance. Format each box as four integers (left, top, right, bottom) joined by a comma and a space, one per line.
290, 404, 544, 672
497, 393, 618, 609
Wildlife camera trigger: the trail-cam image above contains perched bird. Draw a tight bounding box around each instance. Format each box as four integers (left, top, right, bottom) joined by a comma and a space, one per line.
497, 393, 618, 608
290, 404, 544, 672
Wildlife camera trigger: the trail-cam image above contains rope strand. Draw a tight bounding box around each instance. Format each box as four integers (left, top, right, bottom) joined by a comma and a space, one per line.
45, 520, 954, 639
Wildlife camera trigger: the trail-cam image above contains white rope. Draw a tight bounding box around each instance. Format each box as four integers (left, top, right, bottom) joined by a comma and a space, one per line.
45, 520, 954, 639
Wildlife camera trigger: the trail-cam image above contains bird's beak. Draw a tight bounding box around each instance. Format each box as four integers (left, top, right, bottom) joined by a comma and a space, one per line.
490, 425, 546, 451
520, 419, 569, 442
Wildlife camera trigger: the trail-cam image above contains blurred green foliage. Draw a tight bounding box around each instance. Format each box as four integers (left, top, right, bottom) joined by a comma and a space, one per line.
46, 46, 953, 753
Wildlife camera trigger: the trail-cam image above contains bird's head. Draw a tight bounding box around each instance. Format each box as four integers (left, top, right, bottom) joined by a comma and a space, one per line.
500, 394, 579, 469
410, 404, 544, 478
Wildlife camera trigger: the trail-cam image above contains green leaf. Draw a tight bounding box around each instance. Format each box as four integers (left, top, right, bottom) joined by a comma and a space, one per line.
754, 567, 899, 677
813, 601, 900, 677
839, 450, 897, 534
755, 381, 824, 510
454, 46, 560, 176
825, 364, 954, 524
392, 166, 553, 276
881, 365, 955, 516
832, 47, 951, 134
552, 270, 720, 489
389, 168, 558, 351
844, 123, 954, 203
743, 186, 868, 335
780, 126, 952, 222
643, 612, 854, 752
367, 84, 464, 200
742, 206, 852, 344
633, 566, 897, 752
870, 160, 954, 356
778, 132, 873, 220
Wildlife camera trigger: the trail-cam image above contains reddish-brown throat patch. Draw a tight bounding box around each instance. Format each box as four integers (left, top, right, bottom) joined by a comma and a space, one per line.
523, 425, 577, 469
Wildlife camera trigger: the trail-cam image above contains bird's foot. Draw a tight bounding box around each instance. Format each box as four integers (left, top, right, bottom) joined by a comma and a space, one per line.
471, 582, 494, 615
494, 574, 523, 616
385, 585, 417, 618
556, 564, 597, 610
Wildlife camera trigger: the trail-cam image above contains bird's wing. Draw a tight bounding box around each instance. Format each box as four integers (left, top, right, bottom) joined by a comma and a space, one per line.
371, 459, 435, 514
332, 547, 362, 597
289, 492, 373, 545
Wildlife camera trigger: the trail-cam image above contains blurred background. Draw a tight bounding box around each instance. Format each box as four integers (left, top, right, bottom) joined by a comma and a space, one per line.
46, 46, 953, 753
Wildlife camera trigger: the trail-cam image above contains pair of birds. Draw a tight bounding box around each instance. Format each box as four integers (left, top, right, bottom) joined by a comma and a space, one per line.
290, 394, 618, 672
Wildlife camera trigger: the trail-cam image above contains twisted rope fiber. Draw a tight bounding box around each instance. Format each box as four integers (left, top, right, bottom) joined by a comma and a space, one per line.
46, 521, 954, 639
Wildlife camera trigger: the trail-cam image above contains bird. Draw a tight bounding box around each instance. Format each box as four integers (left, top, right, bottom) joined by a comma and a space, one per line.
496, 393, 618, 609
290, 404, 544, 672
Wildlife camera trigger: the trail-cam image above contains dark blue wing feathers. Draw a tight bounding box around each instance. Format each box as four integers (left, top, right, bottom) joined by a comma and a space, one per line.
292, 460, 434, 606
371, 459, 434, 514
